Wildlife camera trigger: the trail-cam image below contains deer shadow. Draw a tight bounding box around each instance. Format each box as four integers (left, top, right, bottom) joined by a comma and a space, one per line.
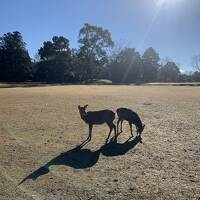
100, 136, 142, 157
18, 145, 100, 185
18, 136, 141, 185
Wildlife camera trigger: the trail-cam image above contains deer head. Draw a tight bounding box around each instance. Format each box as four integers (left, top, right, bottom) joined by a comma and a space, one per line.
78, 104, 88, 120
137, 124, 145, 134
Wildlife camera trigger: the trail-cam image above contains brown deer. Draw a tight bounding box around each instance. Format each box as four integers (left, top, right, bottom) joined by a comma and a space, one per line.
116, 108, 145, 138
78, 105, 116, 144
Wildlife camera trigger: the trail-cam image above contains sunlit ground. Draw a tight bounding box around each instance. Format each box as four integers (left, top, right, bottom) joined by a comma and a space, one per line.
0, 85, 199, 199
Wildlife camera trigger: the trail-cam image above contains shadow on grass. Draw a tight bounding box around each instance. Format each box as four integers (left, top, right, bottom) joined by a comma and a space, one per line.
100, 136, 142, 157
18, 136, 141, 185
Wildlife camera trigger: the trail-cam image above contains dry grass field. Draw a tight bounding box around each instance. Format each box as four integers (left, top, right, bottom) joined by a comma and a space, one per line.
0, 85, 199, 200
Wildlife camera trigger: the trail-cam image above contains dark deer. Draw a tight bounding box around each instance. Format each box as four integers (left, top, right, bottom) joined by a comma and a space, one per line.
78, 105, 116, 145
116, 108, 145, 139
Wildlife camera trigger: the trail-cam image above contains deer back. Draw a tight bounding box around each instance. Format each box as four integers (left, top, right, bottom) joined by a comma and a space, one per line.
84, 110, 115, 125
117, 108, 143, 128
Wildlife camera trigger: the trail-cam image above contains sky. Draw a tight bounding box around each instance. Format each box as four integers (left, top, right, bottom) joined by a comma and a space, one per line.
1, 0, 200, 71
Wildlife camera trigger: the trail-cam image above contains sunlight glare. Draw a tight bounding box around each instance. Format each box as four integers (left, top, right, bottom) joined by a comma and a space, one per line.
158, 0, 182, 6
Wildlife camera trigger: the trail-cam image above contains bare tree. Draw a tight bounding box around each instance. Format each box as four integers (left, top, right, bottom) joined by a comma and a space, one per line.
192, 55, 200, 72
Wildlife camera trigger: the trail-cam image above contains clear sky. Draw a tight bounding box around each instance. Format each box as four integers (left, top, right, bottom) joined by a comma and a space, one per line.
1, 0, 200, 71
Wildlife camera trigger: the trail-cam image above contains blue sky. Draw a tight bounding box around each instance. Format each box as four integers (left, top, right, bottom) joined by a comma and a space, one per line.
1, 0, 200, 71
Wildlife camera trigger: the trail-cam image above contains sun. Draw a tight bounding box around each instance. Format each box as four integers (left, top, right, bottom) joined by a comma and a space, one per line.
156, 0, 182, 9
158, 0, 181, 5
160, 0, 176, 2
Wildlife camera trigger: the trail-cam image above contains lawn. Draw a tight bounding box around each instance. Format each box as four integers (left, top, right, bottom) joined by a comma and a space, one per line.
0, 85, 199, 200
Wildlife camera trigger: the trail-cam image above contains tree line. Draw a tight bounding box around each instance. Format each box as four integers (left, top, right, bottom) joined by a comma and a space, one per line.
0, 23, 200, 83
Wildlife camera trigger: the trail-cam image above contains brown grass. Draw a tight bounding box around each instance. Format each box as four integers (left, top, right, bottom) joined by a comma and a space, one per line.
0, 85, 199, 200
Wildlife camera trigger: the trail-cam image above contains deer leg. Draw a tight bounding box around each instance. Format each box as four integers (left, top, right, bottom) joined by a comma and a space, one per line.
138, 130, 142, 138
105, 122, 113, 143
136, 127, 140, 137
120, 120, 123, 132
88, 124, 93, 141
136, 129, 142, 143
117, 119, 121, 136
79, 139, 89, 148
129, 122, 133, 137
137, 129, 139, 137
105, 127, 112, 144
112, 122, 117, 140
106, 122, 117, 143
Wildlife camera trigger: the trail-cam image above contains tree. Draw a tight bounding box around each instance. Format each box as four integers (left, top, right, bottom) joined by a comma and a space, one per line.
0, 31, 32, 81
108, 48, 142, 84
38, 41, 55, 61
158, 61, 180, 82
192, 71, 200, 82
76, 23, 114, 81
141, 47, 160, 82
178, 73, 192, 82
192, 55, 200, 72
38, 36, 70, 61
35, 36, 73, 83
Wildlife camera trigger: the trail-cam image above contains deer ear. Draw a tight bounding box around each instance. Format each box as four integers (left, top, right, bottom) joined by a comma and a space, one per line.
84, 104, 88, 109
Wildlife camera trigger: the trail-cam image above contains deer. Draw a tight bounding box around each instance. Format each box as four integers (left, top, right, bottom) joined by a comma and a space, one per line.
116, 107, 145, 139
78, 105, 116, 145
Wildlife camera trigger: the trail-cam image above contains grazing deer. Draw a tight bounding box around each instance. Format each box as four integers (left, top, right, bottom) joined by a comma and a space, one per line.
116, 108, 145, 138
78, 105, 116, 144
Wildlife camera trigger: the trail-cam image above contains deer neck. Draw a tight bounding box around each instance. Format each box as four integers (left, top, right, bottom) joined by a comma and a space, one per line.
80, 112, 88, 122
135, 118, 142, 130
